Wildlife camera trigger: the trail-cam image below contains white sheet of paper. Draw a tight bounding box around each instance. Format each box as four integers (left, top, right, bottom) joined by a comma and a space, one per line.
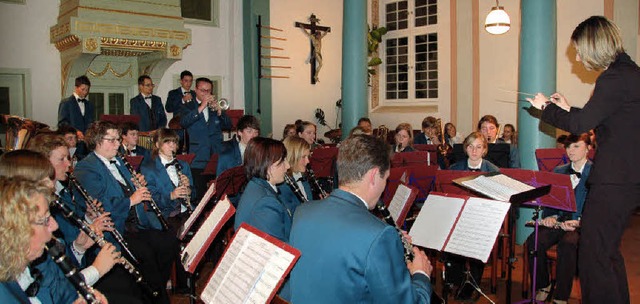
444, 197, 511, 262
388, 184, 412, 223
409, 194, 465, 251
461, 174, 532, 201
200, 227, 296, 304
181, 198, 232, 271
179, 181, 216, 239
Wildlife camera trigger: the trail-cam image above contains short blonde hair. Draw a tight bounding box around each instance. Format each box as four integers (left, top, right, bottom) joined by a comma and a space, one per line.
283, 136, 311, 174
463, 131, 489, 157
571, 16, 624, 70
0, 177, 52, 281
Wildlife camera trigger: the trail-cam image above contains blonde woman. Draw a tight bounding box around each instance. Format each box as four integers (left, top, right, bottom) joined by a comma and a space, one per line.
278, 136, 313, 211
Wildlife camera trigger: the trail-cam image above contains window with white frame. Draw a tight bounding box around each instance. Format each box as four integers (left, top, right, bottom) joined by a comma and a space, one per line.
382, 0, 439, 102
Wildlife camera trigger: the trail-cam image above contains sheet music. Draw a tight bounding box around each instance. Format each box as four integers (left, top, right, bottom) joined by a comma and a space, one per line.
388, 184, 412, 223
181, 198, 232, 271
444, 197, 510, 262
461, 174, 533, 201
179, 181, 216, 239
200, 227, 296, 304
409, 195, 465, 251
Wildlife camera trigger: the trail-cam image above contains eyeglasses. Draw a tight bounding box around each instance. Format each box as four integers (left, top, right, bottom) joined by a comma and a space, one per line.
32, 213, 52, 226
143, 83, 155, 87
102, 137, 122, 144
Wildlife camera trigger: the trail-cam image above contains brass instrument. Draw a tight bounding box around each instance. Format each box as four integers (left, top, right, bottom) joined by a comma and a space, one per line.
375, 200, 414, 262
46, 237, 100, 304
67, 173, 140, 264
173, 159, 193, 213
306, 164, 328, 198
117, 152, 170, 231
50, 198, 159, 298
208, 96, 230, 111
136, 130, 156, 151
1, 114, 50, 151
283, 173, 308, 203
374, 124, 390, 143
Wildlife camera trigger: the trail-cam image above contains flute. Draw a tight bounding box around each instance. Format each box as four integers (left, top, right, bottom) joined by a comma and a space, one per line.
283, 173, 308, 203
46, 237, 100, 304
67, 173, 139, 264
117, 152, 170, 231
375, 200, 415, 262
50, 198, 159, 298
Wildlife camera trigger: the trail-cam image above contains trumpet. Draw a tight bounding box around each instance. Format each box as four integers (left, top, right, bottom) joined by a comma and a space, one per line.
208, 96, 230, 111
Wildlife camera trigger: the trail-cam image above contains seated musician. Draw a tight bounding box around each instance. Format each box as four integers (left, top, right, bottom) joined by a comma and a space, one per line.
394, 123, 416, 153
234, 137, 292, 243
278, 136, 313, 212
282, 123, 297, 141
0, 177, 109, 304
414, 116, 441, 145
288, 134, 433, 303
525, 133, 592, 304
56, 125, 88, 163
444, 122, 463, 145
216, 114, 260, 176
357, 117, 373, 135
118, 122, 151, 161
447, 131, 499, 301
74, 121, 179, 304
478, 114, 520, 168
296, 120, 320, 149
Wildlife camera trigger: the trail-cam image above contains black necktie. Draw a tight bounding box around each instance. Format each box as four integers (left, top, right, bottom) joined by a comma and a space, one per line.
568, 168, 582, 179
24, 266, 42, 297
129, 147, 137, 154
109, 160, 117, 165
297, 176, 306, 182
165, 159, 178, 168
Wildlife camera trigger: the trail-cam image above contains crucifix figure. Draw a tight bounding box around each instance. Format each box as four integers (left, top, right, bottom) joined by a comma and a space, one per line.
295, 14, 331, 84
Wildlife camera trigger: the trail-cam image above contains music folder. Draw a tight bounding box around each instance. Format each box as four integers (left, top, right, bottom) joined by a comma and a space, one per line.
200, 223, 301, 304
387, 182, 418, 227
179, 181, 217, 240
409, 192, 511, 263
452, 171, 551, 205
180, 195, 235, 273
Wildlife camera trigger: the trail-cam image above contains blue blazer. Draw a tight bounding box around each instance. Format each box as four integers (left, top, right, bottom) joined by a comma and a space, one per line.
413, 133, 432, 145
545, 161, 592, 220
140, 156, 195, 219
288, 189, 432, 303
216, 137, 242, 176
234, 177, 293, 243
277, 178, 312, 214
178, 100, 231, 169
74, 153, 162, 241
129, 94, 167, 132
33, 254, 83, 304
165, 87, 195, 113
0, 281, 29, 303
57, 95, 94, 134
449, 158, 500, 173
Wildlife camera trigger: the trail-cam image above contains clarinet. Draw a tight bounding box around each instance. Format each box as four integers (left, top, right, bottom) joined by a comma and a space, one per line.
173, 160, 194, 213
117, 153, 170, 231
67, 173, 139, 265
375, 200, 415, 262
45, 237, 100, 304
305, 164, 328, 198
283, 173, 308, 203
50, 199, 160, 298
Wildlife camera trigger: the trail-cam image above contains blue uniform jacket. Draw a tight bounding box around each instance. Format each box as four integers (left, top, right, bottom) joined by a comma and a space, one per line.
216, 137, 242, 176
129, 94, 167, 132
0, 259, 78, 304
234, 177, 293, 243
288, 189, 432, 303
178, 100, 231, 169
448, 158, 500, 172
277, 178, 312, 214
140, 156, 195, 219
165, 87, 195, 113
57, 95, 95, 134
545, 161, 592, 220
74, 152, 162, 243
0, 281, 29, 303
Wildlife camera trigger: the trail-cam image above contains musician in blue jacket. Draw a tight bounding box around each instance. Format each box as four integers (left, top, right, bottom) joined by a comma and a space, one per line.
288, 134, 433, 303
57, 75, 94, 135
278, 136, 313, 212
216, 114, 260, 176
129, 75, 167, 132
165, 70, 195, 114
118, 121, 151, 162
525, 133, 592, 303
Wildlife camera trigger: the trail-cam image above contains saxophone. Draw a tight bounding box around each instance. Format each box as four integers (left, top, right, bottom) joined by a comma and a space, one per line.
283, 173, 308, 203
375, 200, 415, 262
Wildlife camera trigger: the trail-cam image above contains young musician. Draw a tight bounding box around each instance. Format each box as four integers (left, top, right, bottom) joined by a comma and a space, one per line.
118, 122, 151, 161
525, 133, 592, 304
129, 75, 167, 132
447, 131, 499, 301
278, 136, 313, 211
56, 125, 88, 163
0, 177, 108, 304
414, 116, 441, 145
57, 75, 94, 134
216, 115, 260, 176
282, 124, 297, 140
288, 134, 433, 303
357, 117, 373, 135
165, 70, 195, 114
527, 16, 640, 303
477, 115, 520, 168
296, 121, 319, 149
394, 123, 416, 152
74, 121, 178, 304
234, 137, 292, 243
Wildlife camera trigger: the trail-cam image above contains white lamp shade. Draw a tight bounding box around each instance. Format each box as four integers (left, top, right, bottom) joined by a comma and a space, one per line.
485, 6, 510, 35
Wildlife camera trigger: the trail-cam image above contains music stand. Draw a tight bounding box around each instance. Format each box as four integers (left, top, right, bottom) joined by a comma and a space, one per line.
406, 164, 438, 203
211, 165, 247, 208
535, 148, 568, 172
100, 114, 140, 125
124, 155, 144, 171
382, 167, 411, 206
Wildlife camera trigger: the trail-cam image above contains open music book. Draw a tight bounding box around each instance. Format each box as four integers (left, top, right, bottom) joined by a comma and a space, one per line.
179, 181, 217, 240
200, 224, 300, 304
387, 183, 418, 226
181, 196, 235, 273
409, 192, 510, 262
454, 172, 536, 202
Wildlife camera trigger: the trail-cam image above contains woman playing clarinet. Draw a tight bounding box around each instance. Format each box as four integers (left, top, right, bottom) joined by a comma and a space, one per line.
278, 136, 313, 211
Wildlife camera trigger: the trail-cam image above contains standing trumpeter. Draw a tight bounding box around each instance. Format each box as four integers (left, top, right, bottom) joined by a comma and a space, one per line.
130, 75, 167, 132
278, 136, 313, 212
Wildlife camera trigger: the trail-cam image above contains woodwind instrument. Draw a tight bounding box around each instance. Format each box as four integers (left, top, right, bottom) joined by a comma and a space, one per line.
283, 173, 308, 203
117, 152, 170, 231
50, 198, 159, 298
375, 200, 414, 262
45, 237, 100, 304
305, 164, 328, 198
67, 173, 139, 264
173, 159, 193, 213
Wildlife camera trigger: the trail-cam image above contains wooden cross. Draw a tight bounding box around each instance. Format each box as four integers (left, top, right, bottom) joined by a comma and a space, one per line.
295, 14, 331, 84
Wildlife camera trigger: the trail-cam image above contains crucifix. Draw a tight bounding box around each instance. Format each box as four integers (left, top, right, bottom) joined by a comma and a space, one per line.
295, 14, 331, 84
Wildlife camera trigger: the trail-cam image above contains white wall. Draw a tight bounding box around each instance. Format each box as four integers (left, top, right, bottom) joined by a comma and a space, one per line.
270, 0, 344, 141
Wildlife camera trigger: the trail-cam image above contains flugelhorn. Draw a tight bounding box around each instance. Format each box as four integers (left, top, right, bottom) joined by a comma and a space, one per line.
208, 96, 230, 111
